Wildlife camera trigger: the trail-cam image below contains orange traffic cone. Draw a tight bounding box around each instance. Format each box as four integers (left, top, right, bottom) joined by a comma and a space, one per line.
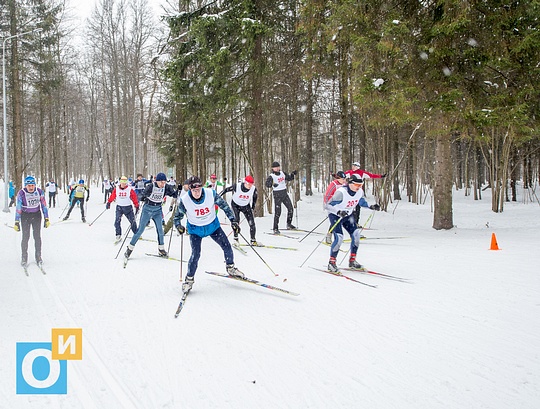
489, 233, 500, 250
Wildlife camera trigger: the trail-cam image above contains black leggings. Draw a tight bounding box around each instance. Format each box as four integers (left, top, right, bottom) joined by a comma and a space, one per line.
21, 212, 42, 261
272, 190, 293, 230
231, 202, 256, 240
66, 197, 85, 218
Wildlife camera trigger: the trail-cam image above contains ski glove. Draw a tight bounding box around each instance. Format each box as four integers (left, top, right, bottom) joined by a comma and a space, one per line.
337, 210, 349, 218
231, 221, 241, 235
106, 202, 111, 210
369, 204, 381, 211
291, 170, 298, 176
44, 218, 50, 228
86, 196, 90, 202
135, 207, 140, 215
176, 224, 185, 235
14, 221, 20, 232
273, 183, 278, 188
169, 204, 173, 212
381, 173, 387, 178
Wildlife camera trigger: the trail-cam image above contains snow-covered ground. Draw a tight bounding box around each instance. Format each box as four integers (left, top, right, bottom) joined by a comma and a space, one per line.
1, 183, 539, 408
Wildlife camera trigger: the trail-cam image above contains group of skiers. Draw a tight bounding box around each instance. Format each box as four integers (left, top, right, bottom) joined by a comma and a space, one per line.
11, 160, 384, 291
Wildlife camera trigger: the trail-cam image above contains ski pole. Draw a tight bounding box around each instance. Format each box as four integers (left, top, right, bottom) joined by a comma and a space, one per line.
299, 216, 329, 242
166, 203, 178, 254
238, 230, 278, 277
88, 208, 107, 226
179, 233, 184, 281
299, 216, 343, 268
115, 228, 132, 259
339, 211, 374, 265
226, 215, 245, 237
167, 221, 174, 254
58, 201, 70, 220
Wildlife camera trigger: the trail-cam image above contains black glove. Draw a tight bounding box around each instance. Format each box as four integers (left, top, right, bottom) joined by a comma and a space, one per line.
169, 204, 173, 212
106, 202, 110, 210
176, 224, 185, 235
370, 204, 381, 211
273, 183, 278, 188
337, 210, 349, 218
291, 170, 298, 176
381, 173, 387, 178
231, 221, 240, 234
14, 221, 20, 232
86, 197, 90, 202
135, 207, 140, 215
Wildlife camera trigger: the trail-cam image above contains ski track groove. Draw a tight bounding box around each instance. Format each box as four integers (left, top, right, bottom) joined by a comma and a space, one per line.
33, 266, 141, 408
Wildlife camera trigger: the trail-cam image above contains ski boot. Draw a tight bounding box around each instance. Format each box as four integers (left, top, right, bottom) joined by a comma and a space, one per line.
226, 264, 245, 279
182, 275, 194, 292
124, 245, 133, 259
327, 258, 339, 273
349, 259, 364, 270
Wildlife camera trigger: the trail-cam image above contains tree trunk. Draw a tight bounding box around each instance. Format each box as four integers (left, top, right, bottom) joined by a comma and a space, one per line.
432, 132, 453, 230
338, 45, 351, 169
251, 33, 265, 219
9, 0, 23, 187
304, 80, 314, 196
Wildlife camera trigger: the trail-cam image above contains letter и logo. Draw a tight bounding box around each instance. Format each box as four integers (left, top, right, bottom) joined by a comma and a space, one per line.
52, 328, 82, 360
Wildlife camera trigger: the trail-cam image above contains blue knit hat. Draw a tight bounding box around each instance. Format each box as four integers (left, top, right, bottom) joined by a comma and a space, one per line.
24, 176, 36, 186
79, 179, 84, 184
156, 172, 167, 181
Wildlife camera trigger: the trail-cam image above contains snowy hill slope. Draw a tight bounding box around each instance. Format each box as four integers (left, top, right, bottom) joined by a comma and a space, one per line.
1, 186, 539, 408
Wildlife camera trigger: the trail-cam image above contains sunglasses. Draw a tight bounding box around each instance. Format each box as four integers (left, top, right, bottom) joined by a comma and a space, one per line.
190, 183, 203, 189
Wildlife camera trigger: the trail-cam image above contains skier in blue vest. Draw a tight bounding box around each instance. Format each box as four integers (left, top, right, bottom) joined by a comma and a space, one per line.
174, 176, 242, 292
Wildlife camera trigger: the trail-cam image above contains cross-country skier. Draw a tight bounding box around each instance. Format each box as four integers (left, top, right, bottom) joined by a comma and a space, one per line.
323, 171, 347, 244
106, 176, 139, 241
265, 161, 297, 234
45, 179, 58, 208
63, 179, 90, 222
325, 174, 380, 272
14, 176, 50, 266
174, 176, 242, 292
345, 161, 386, 225
124, 172, 177, 259
220, 175, 260, 245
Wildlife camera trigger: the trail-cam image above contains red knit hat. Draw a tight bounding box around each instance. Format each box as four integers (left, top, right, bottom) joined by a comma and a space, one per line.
245, 175, 254, 184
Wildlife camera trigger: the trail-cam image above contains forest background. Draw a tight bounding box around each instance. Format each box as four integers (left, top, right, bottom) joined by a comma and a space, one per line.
1, 0, 539, 229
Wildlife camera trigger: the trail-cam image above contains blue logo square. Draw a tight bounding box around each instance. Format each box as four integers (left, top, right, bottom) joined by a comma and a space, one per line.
16, 342, 67, 394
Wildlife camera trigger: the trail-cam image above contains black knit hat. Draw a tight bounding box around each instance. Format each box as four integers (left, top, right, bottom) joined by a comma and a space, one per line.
187, 176, 202, 188
333, 171, 346, 179
348, 174, 364, 185
271, 161, 280, 168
